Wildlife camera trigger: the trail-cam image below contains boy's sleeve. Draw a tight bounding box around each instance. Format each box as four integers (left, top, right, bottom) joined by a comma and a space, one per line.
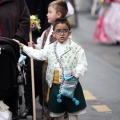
23, 46, 48, 60
75, 48, 88, 78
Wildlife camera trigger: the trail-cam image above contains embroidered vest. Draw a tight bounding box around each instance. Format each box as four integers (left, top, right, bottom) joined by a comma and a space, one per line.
41, 27, 56, 49
46, 40, 81, 87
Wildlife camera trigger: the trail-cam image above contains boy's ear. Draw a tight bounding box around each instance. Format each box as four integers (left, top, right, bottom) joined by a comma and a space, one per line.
68, 30, 72, 36
52, 31, 56, 37
57, 12, 62, 18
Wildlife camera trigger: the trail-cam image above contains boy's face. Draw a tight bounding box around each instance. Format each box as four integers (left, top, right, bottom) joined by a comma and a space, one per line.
47, 6, 62, 24
52, 23, 71, 43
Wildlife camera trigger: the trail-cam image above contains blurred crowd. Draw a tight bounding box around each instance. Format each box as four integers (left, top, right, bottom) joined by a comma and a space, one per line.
74, 0, 120, 44
94, 0, 120, 44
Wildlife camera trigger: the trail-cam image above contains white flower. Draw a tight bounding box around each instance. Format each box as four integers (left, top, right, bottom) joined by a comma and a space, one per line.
30, 15, 37, 20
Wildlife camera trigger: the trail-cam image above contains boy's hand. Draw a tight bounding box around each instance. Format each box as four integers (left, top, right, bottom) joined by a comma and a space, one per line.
28, 41, 35, 48
69, 69, 76, 76
19, 43, 25, 47
69, 70, 74, 76
12, 39, 20, 44
13, 39, 25, 47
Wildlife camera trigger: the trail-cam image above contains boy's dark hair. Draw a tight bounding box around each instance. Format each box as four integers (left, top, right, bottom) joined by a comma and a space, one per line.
48, 0, 68, 18
53, 18, 71, 30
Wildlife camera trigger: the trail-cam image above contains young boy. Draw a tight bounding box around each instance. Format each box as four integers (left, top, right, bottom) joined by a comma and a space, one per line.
29, 0, 68, 49
27, 0, 68, 119
19, 18, 87, 120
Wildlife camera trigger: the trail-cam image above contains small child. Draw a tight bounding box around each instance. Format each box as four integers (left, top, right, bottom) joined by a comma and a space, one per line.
19, 18, 87, 120
29, 0, 68, 49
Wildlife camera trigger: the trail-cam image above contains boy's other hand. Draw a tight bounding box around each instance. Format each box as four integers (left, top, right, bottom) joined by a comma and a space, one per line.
19, 43, 25, 47
28, 41, 35, 48
12, 39, 20, 44
12, 39, 25, 47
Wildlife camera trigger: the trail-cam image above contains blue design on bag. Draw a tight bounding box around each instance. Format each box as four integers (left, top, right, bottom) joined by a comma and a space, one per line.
57, 76, 80, 106
64, 74, 73, 80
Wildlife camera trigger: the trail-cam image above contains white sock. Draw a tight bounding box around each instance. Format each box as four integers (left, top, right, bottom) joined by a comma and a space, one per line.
54, 115, 64, 120
69, 115, 78, 120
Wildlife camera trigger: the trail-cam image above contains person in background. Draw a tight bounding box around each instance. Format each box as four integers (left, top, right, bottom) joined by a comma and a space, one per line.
18, 18, 87, 120
0, 0, 30, 119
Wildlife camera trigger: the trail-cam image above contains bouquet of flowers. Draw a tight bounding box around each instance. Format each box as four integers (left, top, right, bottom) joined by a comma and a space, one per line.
100, 0, 111, 4
30, 15, 41, 31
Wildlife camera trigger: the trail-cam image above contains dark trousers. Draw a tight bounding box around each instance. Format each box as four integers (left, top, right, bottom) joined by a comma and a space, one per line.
24, 56, 43, 111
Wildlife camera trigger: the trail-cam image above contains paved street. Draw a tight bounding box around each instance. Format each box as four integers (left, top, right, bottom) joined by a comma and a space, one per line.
20, 13, 120, 120
73, 13, 120, 120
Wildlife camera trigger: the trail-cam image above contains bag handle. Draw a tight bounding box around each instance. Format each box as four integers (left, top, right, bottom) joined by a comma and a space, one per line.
54, 42, 64, 83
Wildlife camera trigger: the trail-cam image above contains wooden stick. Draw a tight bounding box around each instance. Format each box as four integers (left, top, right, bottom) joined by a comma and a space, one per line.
29, 30, 36, 120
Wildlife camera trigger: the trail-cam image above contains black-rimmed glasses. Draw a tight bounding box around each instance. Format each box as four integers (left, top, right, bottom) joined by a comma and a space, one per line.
54, 29, 70, 35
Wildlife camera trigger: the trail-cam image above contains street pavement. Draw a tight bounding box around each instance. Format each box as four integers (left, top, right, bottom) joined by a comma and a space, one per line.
73, 13, 120, 120
20, 13, 120, 120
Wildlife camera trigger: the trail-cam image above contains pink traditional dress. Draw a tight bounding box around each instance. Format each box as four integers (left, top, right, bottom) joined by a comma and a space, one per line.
104, 2, 120, 43
94, 0, 120, 43
93, 7, 111, 43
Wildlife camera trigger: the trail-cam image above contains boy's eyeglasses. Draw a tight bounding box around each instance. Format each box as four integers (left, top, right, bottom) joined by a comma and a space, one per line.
54, 29, 70, 35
